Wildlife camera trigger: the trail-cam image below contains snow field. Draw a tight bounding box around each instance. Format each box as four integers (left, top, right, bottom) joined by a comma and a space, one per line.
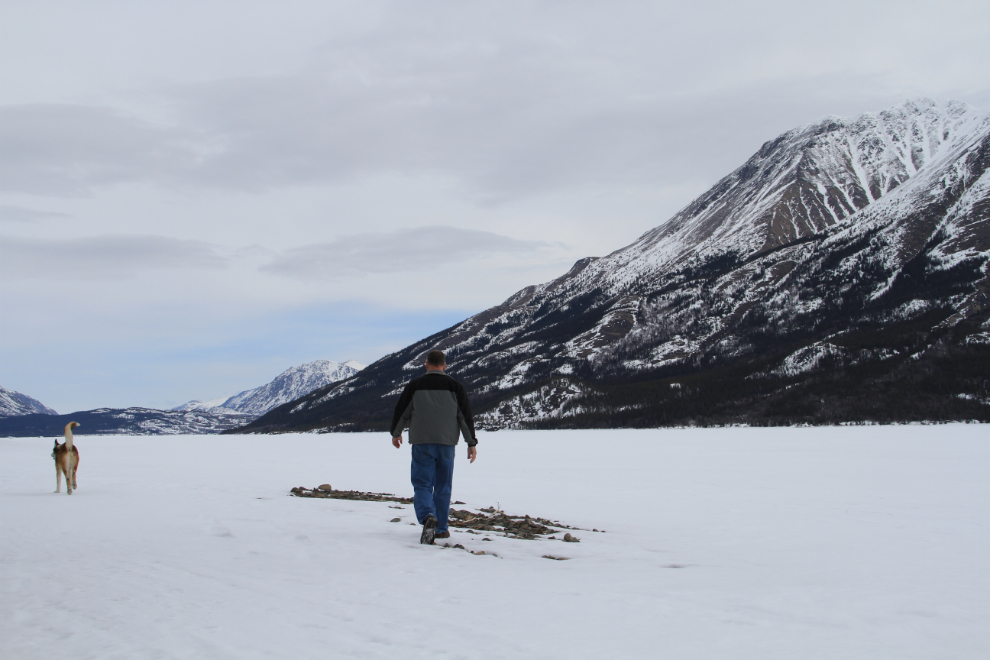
1, 426, 988, 659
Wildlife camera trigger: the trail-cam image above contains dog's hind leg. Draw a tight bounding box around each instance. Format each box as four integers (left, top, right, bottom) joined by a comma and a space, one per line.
55, 464, 61, 493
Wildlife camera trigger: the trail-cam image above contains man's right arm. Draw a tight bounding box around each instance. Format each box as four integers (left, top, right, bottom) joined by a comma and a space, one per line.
390, 380, 416, 438
454, 381, 478, 447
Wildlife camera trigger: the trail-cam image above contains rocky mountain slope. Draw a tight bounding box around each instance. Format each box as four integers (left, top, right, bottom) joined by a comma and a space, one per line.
0, 386, 57, 417
234, 99, 990, 433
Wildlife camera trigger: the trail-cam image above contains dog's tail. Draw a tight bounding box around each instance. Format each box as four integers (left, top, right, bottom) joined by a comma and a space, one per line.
64, 421, 80, 449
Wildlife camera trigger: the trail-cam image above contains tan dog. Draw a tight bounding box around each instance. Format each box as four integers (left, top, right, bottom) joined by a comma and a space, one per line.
53, 421, 80, 495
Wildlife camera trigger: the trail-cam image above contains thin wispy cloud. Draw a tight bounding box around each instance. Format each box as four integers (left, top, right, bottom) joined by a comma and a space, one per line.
0, 205, 71, 223
262, 225, 554, 280
0, 234, 227, 280
0, 104, 193, 197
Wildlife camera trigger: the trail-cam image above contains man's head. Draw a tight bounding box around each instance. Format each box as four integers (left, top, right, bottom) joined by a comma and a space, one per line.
425, 349, 446, 371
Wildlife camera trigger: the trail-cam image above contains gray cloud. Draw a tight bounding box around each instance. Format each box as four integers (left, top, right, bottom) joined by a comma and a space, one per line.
0, 205, 71, 223
261, 225, 552, 280
165, 32, 902, 200
0, 104, 193, 196
0, 69, 900, 204
0, 234, 227, 279
4, 2, 987, 201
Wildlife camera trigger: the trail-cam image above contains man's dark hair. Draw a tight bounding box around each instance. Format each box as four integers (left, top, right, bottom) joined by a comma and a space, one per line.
426, 350, 446, 367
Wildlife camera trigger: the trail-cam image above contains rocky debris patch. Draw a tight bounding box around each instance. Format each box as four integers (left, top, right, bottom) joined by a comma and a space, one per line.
542, 555, 570, 561
290, 486, 413, 504
289, 487, 600, 545
447, 506, 588, 540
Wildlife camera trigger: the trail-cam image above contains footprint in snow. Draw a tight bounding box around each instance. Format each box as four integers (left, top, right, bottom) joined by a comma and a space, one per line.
209, 521, 234, 538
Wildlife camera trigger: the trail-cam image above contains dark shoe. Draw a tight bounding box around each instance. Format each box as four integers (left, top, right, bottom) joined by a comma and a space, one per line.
420, 515, 438, 545
435, 531, 450, 539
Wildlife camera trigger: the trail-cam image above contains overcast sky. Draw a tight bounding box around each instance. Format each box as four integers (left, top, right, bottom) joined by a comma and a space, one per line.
2, 0, 989, 413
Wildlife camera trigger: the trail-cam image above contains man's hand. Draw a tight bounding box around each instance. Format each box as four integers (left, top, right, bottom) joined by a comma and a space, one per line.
467, 445, 477, 463
392, 436, 403, 449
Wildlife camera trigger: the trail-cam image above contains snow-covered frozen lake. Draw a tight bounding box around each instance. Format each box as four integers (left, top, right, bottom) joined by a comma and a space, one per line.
2, 426, 988, 659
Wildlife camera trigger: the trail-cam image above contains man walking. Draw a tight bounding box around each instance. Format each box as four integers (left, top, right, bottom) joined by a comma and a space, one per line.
391, 349, 478, 545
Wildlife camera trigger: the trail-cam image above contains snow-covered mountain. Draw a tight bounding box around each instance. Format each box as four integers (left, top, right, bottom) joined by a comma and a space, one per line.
237, 99, 990, 432
176, 360, 365, 418
0, 386, 57, 417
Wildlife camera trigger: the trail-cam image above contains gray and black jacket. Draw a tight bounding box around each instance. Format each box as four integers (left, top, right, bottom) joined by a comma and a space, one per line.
389, 371, 478, 447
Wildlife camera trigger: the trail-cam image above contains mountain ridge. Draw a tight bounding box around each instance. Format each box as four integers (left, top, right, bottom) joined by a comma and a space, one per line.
0, 359, 365, 437
219, 100, 990, 431
0, 407, 255, 437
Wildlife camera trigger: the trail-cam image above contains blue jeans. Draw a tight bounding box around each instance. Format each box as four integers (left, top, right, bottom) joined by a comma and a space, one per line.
410, 443, 455, 533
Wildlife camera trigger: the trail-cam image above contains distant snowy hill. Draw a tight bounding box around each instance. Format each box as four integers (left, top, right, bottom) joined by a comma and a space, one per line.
0, 407, 254, 437
171, 397, 232, 413
235, 99, 990, 433
0, 360, 365, 437
174, 360, 365, 417
0, 386, 57, 417
220, 360, 365, 416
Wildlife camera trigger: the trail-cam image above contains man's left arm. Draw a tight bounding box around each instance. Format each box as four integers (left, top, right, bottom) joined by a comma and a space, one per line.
454, 381, 478, 462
